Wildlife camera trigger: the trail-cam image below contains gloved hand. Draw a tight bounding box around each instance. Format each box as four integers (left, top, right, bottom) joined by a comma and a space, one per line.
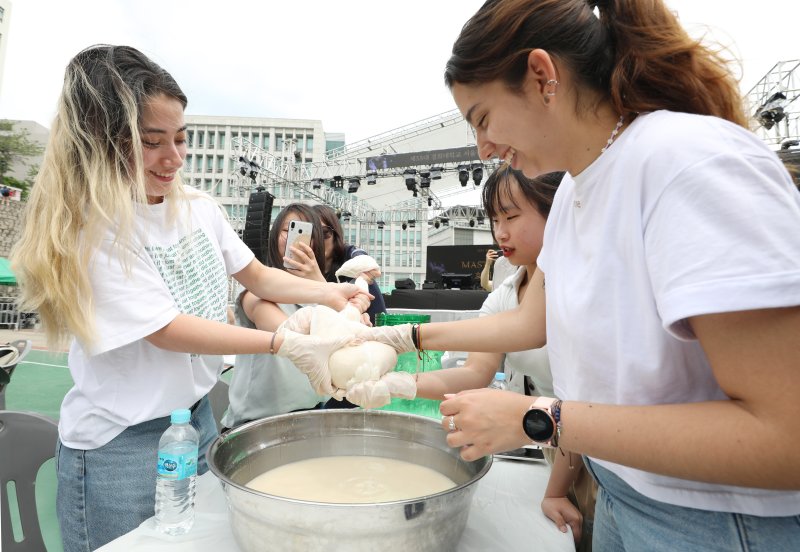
277, 306, 316, 334
354, 324, 416, 354
276, 328, 356, 396
346, 371, 417, 409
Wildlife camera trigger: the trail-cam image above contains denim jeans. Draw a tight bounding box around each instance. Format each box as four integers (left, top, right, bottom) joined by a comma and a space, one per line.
55, 396, 218, 552
585, 458, 800, 552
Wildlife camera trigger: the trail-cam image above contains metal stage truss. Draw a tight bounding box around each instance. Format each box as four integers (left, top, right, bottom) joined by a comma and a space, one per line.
226, 109, 498, 232
747, 59, 800, 148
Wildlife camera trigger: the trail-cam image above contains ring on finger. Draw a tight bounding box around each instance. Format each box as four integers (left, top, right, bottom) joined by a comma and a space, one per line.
448, 415, 457, 432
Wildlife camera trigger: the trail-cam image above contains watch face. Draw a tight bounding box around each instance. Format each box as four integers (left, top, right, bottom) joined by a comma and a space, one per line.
522, 408, 555, 443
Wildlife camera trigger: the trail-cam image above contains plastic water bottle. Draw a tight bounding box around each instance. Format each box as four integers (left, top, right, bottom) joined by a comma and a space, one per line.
155, 408, 199, 535
489, 372, 508, 390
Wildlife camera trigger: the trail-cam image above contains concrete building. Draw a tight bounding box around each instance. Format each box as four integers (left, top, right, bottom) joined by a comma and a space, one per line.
184, 111, 496, 292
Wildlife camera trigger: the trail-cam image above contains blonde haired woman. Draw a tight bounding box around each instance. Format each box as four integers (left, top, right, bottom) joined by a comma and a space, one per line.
11, 45, 363, 551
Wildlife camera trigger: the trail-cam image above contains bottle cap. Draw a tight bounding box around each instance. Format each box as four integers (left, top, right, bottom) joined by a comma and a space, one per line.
495, 372, 506, 381
171, 409, 191, 424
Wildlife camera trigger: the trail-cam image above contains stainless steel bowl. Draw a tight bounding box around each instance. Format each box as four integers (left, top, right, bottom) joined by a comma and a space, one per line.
207, 409, 491, 552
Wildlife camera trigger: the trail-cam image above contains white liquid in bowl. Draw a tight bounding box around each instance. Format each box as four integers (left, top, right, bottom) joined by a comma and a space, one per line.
246, 455, 456, 503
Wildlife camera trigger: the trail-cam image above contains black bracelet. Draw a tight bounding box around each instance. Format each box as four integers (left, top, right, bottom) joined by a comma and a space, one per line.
410, 323, 420, 350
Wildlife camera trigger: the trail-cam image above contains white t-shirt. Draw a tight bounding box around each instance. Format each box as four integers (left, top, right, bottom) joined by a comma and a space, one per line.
480, 266, 553, 398
538, 110, 800, 516
491, 256, 516, 290
60, 188, 254, 449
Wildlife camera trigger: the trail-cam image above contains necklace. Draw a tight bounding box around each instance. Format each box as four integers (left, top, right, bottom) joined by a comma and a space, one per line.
600, 115, 625, 154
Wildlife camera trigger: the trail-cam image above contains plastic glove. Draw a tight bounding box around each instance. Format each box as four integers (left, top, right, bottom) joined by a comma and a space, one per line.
346, 371, 417, 409
276, 328, 356, 396
354, 324, 416, 354
277, 306, 316, 335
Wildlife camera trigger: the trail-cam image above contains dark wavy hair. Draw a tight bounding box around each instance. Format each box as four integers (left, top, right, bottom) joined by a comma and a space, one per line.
266, 203, 326, 273
445, 0, 746, 126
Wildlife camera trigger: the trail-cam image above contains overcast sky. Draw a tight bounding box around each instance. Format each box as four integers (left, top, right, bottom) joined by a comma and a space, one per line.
1, 0, 797, 142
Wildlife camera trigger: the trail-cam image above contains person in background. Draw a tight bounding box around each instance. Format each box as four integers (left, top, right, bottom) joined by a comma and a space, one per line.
479, 244, 515, 292
414, 166, 595, 548
222, 203, 359, 429
9, 45, 365, 552
347, 0, 800, 549
310, 204, 387, 325
0, 184, 11, 206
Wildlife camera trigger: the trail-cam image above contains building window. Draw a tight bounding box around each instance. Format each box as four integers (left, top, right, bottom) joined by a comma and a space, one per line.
306, 136, 314, 152
184, 154, 192, 172
206, 156, 213, 172
275, 134, 284, 152
262, 133, 269, 149
197, 131, 204, 148
187, 130, 194, 147
218, 133, 225, 149
217, 155, 224, 172
208, 132, 215, 149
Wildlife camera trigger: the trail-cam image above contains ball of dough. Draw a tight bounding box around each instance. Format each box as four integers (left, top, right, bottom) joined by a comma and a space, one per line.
329, 341, 398, 390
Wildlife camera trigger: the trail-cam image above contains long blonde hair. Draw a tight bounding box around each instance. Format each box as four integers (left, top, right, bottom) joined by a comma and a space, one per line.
11, 45, 189, 348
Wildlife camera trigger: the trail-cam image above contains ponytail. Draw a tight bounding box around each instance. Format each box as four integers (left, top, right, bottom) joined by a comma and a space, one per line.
446, 0, 747, 127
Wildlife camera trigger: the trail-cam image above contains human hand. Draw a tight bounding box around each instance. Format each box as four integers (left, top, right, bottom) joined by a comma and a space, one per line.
348, 293, 371, 315
345, 371, 417, 409
322, 283, 372, 312
541, 497, 582, 544
276, 329, 355, 395
485, 249, 498, 263
278, 306, 315, 334
354, 324, 416, 354
439, 388, 532, 461
283, 242, 326, 282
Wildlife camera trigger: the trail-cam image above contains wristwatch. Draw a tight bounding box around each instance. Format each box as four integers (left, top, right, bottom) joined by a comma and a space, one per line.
522, 397, 557, 447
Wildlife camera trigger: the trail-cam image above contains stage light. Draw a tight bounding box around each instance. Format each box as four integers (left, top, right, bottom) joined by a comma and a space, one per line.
408, 219, 416, 228
434, 219, 441, 229
366, 170, 377, 185
347, 178, 361, 193
239, 166, 247, 176
477, 213, 485, 225
312, 178, 323, 189
248, 169, 257, 181
402, 222, 408, 230
440, 216, 450, 226
419, 170, 431, 189
430, 166, 443, 180
333, 176, 343, 189
377, 220, 385, 229
472, 164, 484, 186
427, 197, 432, 206
458, 165, 469, 186
404, 169, 418, 191
294, 150, 302, 162
469, 218, 475, 227
756, 92, 787, 130
342, 211, 351, 222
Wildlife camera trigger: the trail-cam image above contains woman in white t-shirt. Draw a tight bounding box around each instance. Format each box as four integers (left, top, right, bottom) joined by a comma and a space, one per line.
350, 1, 800, 549
10, 45, 366, 552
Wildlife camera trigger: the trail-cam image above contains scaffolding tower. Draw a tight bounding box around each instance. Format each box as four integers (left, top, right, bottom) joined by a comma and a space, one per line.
747, 59, 800, 148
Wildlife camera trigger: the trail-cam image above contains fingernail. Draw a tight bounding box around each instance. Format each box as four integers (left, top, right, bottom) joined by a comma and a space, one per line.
443, 393, 455, 399
560, 526, 567, 533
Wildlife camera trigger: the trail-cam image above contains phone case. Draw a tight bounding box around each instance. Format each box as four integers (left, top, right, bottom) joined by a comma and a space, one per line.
284, 220, 313, 268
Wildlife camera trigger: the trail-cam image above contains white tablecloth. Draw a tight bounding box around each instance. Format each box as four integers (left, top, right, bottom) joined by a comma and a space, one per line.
98, 458, 574, 552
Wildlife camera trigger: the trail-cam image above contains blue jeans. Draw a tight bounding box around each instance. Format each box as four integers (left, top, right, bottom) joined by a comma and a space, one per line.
585, 458, 800, 551
55, 396, 218, 552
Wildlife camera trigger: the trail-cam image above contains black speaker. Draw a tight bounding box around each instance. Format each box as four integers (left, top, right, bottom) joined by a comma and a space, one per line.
395, 278, 416, 290
242, 191, 274, 264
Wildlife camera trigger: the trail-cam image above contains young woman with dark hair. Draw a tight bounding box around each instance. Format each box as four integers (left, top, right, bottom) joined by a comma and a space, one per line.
344, 1, 800, 549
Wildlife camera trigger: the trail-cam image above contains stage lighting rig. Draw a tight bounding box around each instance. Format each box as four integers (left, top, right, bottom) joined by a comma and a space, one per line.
404, 169, 418, 192
430, 166, 443, 180
366, 170, 377, 185
347, 178, 361, 193
472, 164, 484, 186
458, 165, 469, 186
377, 220, 386, 229
755, 92, 788, 130
312, 178, 323, 189
419, 170, 431, 189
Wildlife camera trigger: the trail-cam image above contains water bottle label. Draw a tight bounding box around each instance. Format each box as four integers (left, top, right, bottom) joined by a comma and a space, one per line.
158, 448, 198, 480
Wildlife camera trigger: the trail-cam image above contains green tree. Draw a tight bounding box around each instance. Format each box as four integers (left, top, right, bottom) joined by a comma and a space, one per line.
0, 120, 43, 186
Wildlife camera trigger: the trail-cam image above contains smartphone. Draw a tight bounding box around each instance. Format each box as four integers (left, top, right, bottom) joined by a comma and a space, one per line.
283, 220, 313, 268
494, 446, 544, 463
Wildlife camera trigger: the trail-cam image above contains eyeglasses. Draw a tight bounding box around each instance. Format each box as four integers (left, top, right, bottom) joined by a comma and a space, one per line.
322, 226, 334, 240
